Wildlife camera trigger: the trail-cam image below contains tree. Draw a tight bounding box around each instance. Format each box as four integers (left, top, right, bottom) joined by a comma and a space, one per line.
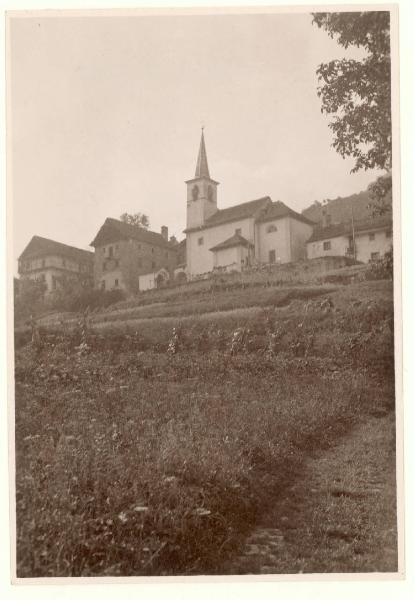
119, 212, 150, 229
312, 11, 391, 174
367, 173, 392, 216
14, 278, 47, 321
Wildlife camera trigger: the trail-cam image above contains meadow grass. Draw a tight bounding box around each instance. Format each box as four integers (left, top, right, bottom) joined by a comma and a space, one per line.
14, 279, 395, 576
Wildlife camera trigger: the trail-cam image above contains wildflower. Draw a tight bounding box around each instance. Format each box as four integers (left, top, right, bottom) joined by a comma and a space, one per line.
118, 511, 128, 523
133, 506, 149, 513
167, 327, 180, 355
194, 508, 211, 516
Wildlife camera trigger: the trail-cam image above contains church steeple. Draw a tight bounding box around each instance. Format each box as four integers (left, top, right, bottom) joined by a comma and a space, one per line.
195, 129, 210, 178
186, 129, 219, 230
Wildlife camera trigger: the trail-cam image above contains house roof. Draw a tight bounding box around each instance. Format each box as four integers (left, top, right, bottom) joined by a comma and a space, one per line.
307, 215, 393, 243
19, 236, 94, 263
90, 218, 175, 249
257, 201, 316, 225
209, 232, 253, 252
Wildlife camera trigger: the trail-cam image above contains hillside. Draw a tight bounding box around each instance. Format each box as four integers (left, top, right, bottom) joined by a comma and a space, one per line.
302, 184, 392, 225
14, 270, 396, 576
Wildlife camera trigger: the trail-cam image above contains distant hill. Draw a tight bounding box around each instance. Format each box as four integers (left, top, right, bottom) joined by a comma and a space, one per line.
302, 183, 392, 225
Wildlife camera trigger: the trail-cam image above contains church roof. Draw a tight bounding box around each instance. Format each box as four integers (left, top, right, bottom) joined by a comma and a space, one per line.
307, 215, 392, 243
257, 201, 315, 225
90, 218, 175, 249
210, 232, 253, 252
19, 235, 94, 263
184, 196, 271, 233
195, 130, 210, 178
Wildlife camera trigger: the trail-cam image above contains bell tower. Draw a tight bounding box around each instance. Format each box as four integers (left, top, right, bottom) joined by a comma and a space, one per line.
186, 129, 219, 229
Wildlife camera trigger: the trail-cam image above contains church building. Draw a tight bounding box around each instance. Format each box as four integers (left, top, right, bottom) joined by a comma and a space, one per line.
184, 131, 315, 278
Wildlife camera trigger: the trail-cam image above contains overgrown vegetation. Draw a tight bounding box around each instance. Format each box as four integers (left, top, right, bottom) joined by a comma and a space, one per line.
15, 280, 395, 576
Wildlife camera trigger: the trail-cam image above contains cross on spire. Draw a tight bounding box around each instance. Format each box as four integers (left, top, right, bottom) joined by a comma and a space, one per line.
195, 128, 210, 178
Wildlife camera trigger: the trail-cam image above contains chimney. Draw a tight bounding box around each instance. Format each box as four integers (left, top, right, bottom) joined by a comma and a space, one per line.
161, 226, 168, 241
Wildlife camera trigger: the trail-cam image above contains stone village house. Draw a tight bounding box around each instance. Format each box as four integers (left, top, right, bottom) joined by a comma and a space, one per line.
18, 236, 94, 293
90, 218, 181, 292
306, 213, 392, 263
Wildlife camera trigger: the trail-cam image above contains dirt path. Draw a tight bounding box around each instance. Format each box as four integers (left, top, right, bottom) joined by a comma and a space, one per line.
226, 412, 398, 574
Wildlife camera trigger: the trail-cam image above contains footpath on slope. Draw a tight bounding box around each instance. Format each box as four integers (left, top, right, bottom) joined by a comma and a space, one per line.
223, 411, 398, 575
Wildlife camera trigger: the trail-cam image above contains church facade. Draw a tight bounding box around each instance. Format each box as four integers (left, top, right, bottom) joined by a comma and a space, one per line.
184, 132, 315, 279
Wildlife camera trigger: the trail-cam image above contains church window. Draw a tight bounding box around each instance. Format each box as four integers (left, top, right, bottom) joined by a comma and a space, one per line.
208, 186, 214, 202
198, 237, 204, 246
109, 246, 113, 257
101, 280, 106, 290
323, 241, 331, 251
114, 279, 119, 287
267, 224, 277, 233
192, 185, 199, 201
152, 261, 156, 269
235, 228, 242, 235
269, 250, 276, 263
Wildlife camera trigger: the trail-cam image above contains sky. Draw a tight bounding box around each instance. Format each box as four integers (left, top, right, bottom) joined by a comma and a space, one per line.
9, 11, 384, 262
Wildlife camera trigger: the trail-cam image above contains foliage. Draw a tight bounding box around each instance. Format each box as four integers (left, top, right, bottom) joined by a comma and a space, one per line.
14, 278, 47, 321
367, 173, 392, 216
48, 277, 126, 313
312, 11, 391, 174
119, 212, 150, 229
366, 247, 393, 280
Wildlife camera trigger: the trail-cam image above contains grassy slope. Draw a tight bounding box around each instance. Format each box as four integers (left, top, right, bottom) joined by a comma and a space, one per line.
14, 279, 396, 576
227, 412, 397, 574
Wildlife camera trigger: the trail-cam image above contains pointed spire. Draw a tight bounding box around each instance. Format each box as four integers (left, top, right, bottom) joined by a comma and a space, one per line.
195, 128, 210, 178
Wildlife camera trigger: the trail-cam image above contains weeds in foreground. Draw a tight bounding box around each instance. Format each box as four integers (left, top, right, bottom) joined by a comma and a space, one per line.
14, 281, 395, 576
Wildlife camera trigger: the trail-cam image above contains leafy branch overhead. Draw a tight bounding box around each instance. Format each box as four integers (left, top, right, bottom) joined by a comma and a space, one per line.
312, 11, 391, 173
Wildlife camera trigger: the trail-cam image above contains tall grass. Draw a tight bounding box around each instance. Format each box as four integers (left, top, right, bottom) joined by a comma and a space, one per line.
14, 280, 395, 576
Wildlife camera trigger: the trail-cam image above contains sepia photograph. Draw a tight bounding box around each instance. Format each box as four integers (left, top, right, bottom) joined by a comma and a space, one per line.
7, 5, 401, 580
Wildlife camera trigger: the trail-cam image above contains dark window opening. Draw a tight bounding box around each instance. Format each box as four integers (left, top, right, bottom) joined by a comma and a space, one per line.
323, 241, 331, 251
269, 250, 276, 263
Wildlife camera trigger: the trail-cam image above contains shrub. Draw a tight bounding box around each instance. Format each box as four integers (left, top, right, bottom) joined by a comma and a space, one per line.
366, 247, 393, 280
